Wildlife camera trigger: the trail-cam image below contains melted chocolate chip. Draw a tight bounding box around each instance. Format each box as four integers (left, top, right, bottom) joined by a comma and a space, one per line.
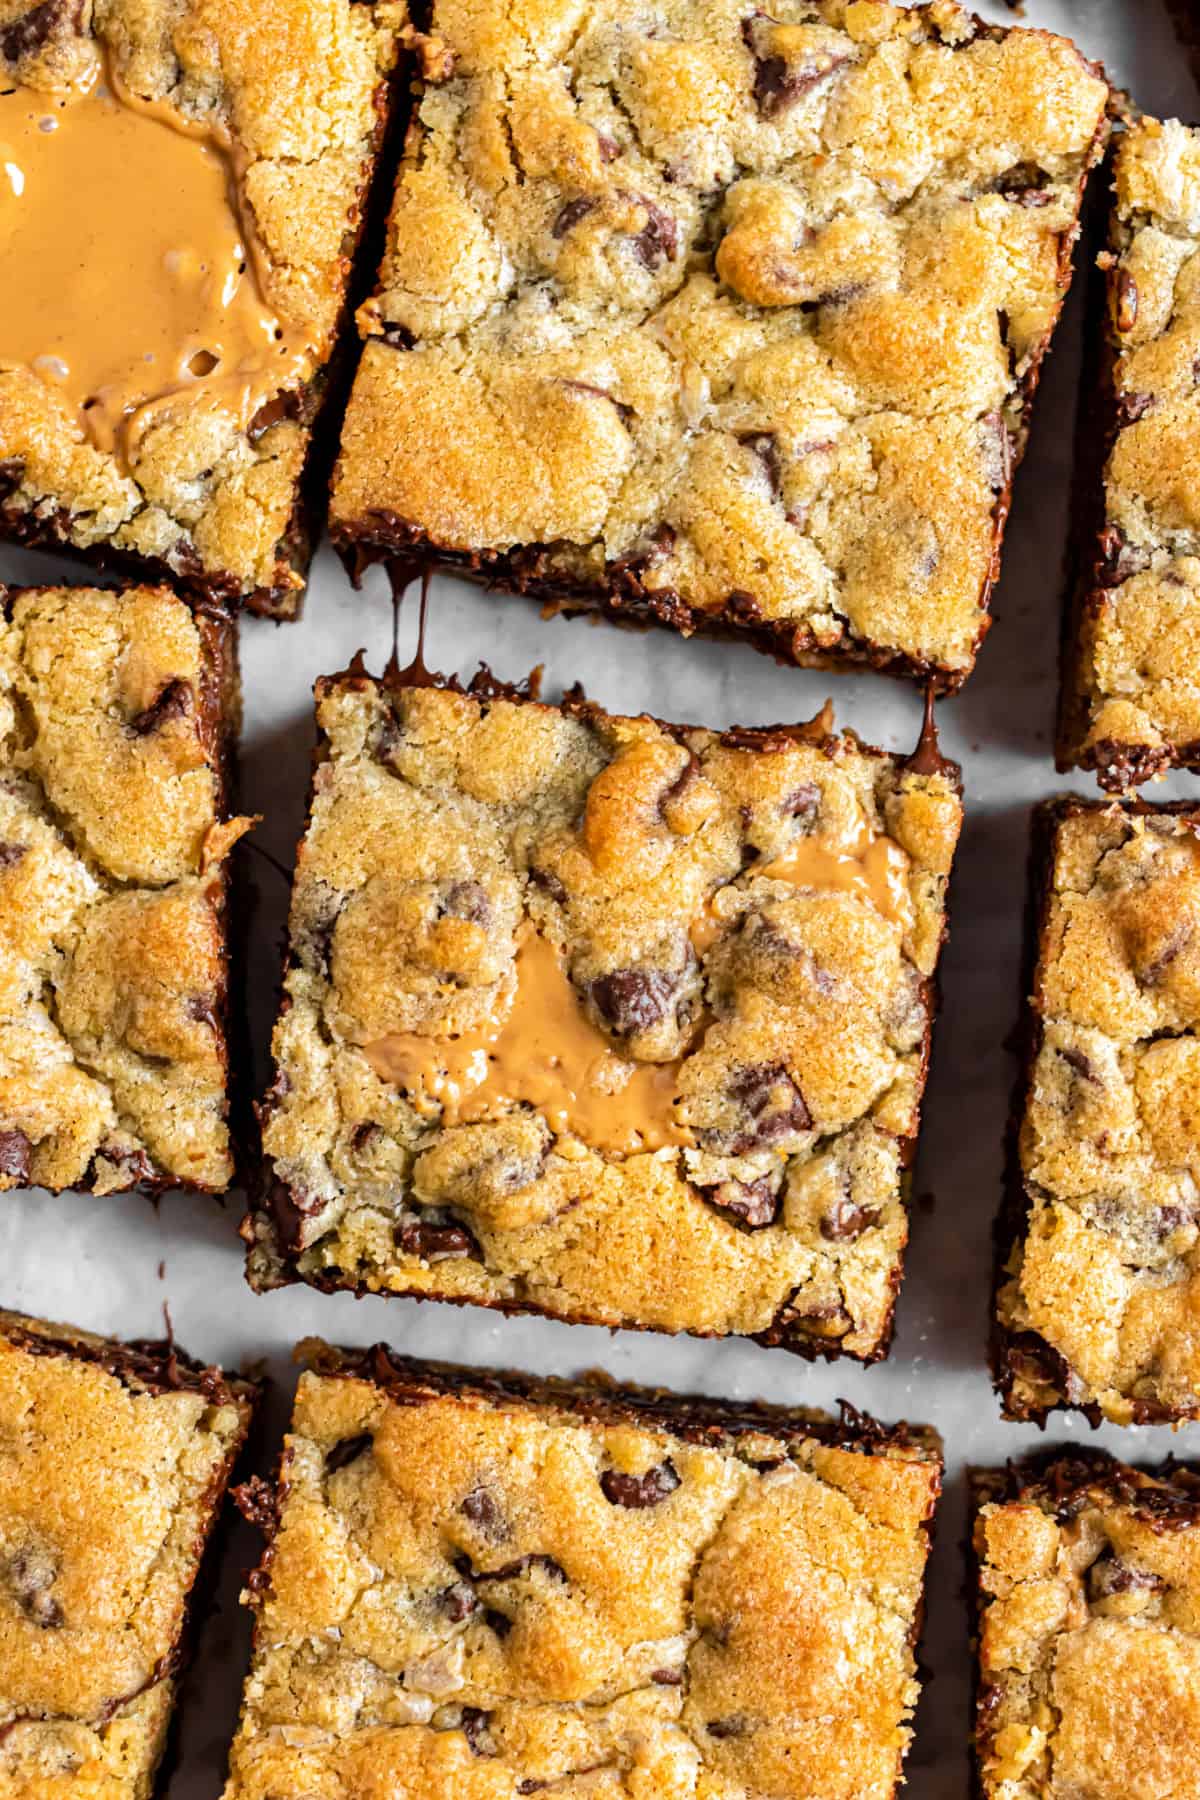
600, 1459, 680, 1508
553, 196, 599, 238
723, 1062, 810, 1153
1058, 1045, 1097, 1083
1138, 924, 1192, 988
442, 880, 491, 925
396, 1213, 480, 1261
483, 1607, 512, 1639
7, 1549, 61, 1628
651, 1667, 683, 1685
820, 1197, 880, 1242
528, 866, 568, 906
738, 430, 782, 495
439, 1580, 479, 1622
326, 1433, 372, 1473
460, 1708, 495, 1756
0, 842, 28, 870
0, 0, 69, 62
742, 17, 849, 117
1115, 390, 1155, 428
591, 968, 677, 1036
474, 1553, 566, 1584
707, 1715, 748, 1740
701, 1175, 779, 1229
993, 162, 1054, 205
560, 379, 635, 423
0, 1129, 32, 1185
1088, 1553, 1164, 1601
129, 679, 192, 737
630, 196, 678, 269
782, 782, 820, 827
248, 387, 303, 442
461, 1487, 503, 1533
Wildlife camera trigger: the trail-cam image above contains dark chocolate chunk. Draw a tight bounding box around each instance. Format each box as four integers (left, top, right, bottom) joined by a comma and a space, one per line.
473, 1553, 566, 1584
439, 1580, 479, 1622
396, 1213, 480, 1261
461, 1487, 503, 1533
723, 1062, 810, 1153
129, 679, 193, 737
441, 880, 491, 925
460, 1708, 495, 1756
707, 1715, 748, 1740
590, 968, 677, 1036
7, 1548, 62, 1628
700, 1174, 780, 1229
0, 842, 28, 870
820, 1197, 881, 1241
326, 1433, 372, 1473
1088, 1553, 1164, 1601
742, 16, 849, 117
0, 1129, 32, 1185
738, 430, 782, 496
553, 196, 600, 238
629, 196, 678, 268
0, 0, 72, 62
600, 1459, 680, 1508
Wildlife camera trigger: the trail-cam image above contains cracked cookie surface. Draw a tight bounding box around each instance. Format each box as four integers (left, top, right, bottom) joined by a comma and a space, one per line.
1061, 118, 1200, 787
998, 799, 1200, 1423
973, 1452, 1200, 1800
247, 674, 962, 1359
0, 1306, 256, 1800
0, 583, 246, 1195
0, 0, 405, 616
222, 1347, 941, 1800
329, 0, 1109, 685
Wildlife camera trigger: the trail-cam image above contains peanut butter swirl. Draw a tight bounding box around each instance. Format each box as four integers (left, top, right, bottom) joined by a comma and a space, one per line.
0, 68, 317, 462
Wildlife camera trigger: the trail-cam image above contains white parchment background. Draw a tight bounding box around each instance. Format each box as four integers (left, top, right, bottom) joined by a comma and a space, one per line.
2, 2, 1199, 1789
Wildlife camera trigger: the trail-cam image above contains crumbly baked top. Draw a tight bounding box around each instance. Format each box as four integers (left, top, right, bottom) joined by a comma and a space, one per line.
1062, 118, 1200, 787
223, 1347, 941, 1800
0, 0, 404, 613
249, 673, 962, 1359
974, 1451, 1200, 1800
330, 0, 1109, 682
0, 584, 247, 1195
0, 1307, 255, 1800
998, 799, 1200, 1423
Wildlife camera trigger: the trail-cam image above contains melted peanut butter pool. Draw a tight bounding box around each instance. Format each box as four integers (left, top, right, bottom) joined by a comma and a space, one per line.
0, 70, 316, 459
361, 926, 692, 1156
360, 801, 914, 1157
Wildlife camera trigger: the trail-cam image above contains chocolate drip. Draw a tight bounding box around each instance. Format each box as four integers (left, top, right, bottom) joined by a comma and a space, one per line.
905, 685, 957, 780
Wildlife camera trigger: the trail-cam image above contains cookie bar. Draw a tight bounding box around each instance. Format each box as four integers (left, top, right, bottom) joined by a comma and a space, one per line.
328, 0, 1109, 687
246, 669, 962, 1359
972, 1450, 1200, 1800
996, 797, 1200, 1424
0, 1306, 256, 1800
222, 1344, 941, 1800
1059, 119, 1200, 787
0, 583, 248, 1195
0, 0, 405, 618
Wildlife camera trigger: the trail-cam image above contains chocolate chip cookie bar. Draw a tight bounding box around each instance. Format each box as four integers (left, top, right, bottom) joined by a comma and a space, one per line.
246, 669, 962, 1359
996, 797, 1200, 1424
222, 1344, 941, 1800
973, 1450, 1200, 1800
1059, 119, 1200, 787
0, 0, 405, 617
328, 0, 1109, 686
1, 583, 248, 1195
0, 1306, 256, 1800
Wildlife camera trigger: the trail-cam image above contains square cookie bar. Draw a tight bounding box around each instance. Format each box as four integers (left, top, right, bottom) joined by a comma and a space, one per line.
246, 672, 962, 1359
0, 1307, 256, 1800
222, 1345, 941, 1800
0, 0, 405, 617
1060, 119, 1200, 787
973, 1451, 1200, 1800
329, 0, 1109, 686
1, 583, 248, 1195
996, 797, 1200, 1424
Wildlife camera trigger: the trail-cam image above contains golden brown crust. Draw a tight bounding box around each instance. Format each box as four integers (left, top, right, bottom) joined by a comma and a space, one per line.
0, 584, 247, 1195
329, 0, 1109, 684
1060, 119, 1200, 786
222, 1348, 941, 1800
997, 798, 1200, 1424
247, 675, 962, 1359
0, 1306, 256, 1800
973, 1451, 1200, 1800
0, 0, 405, 616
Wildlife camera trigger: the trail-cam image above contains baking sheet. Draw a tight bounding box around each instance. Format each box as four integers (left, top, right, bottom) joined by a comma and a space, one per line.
2, 2, 1197, 1789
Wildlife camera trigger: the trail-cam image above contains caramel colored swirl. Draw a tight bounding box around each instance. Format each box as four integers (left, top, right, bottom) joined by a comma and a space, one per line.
360, 926, 692, 1157
760, 820, 913, 930
0, 69, 316, 461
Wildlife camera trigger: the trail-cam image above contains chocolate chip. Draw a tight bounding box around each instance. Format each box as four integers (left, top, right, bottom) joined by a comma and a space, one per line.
483, 1608, 512, 1639
461, 1487, 503, 1533
1088, 1554, 1163, 1601
707, 1715, 747, 1740
993, 162, 1053, 205
700, 1174, 780, 1228
1096, 524, 1150, 587
0, 0, 68, 61
379, 322, 416, 349
591, 968, 677, 1036
726, 588, 763, 621
651, 1668, 683, 1685
248, 388, 302, 442
560, 379, 635, 422
820, 1197, 880, 1241
782, 782, 820, 827
460, 1708, 495, 1756
326, 1433, 372, 1473
721, 1062, 810, 1154
600, 1459, 680, 1508
528, 866, 568, 906
351, 1121, 382, 1153
1058, 1045, 1097, 1083
129, 679, 192, 737
1115, 390, 1155, 428
187, 995, 220, 1033
474, 1553, 566, 1584
396, 1213, 480, 1261
1116, 269, 1139, 334
553, 196, 599, 238
7, 1548, 61, 1628
0, 842, 28, 871
441, 880, 491, 924
439, 1580, 479, 1622
0, 1129, 31, 1185
1137, 924, 1192, 987
742, 17, 849, 117
629, 196, 678, 269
